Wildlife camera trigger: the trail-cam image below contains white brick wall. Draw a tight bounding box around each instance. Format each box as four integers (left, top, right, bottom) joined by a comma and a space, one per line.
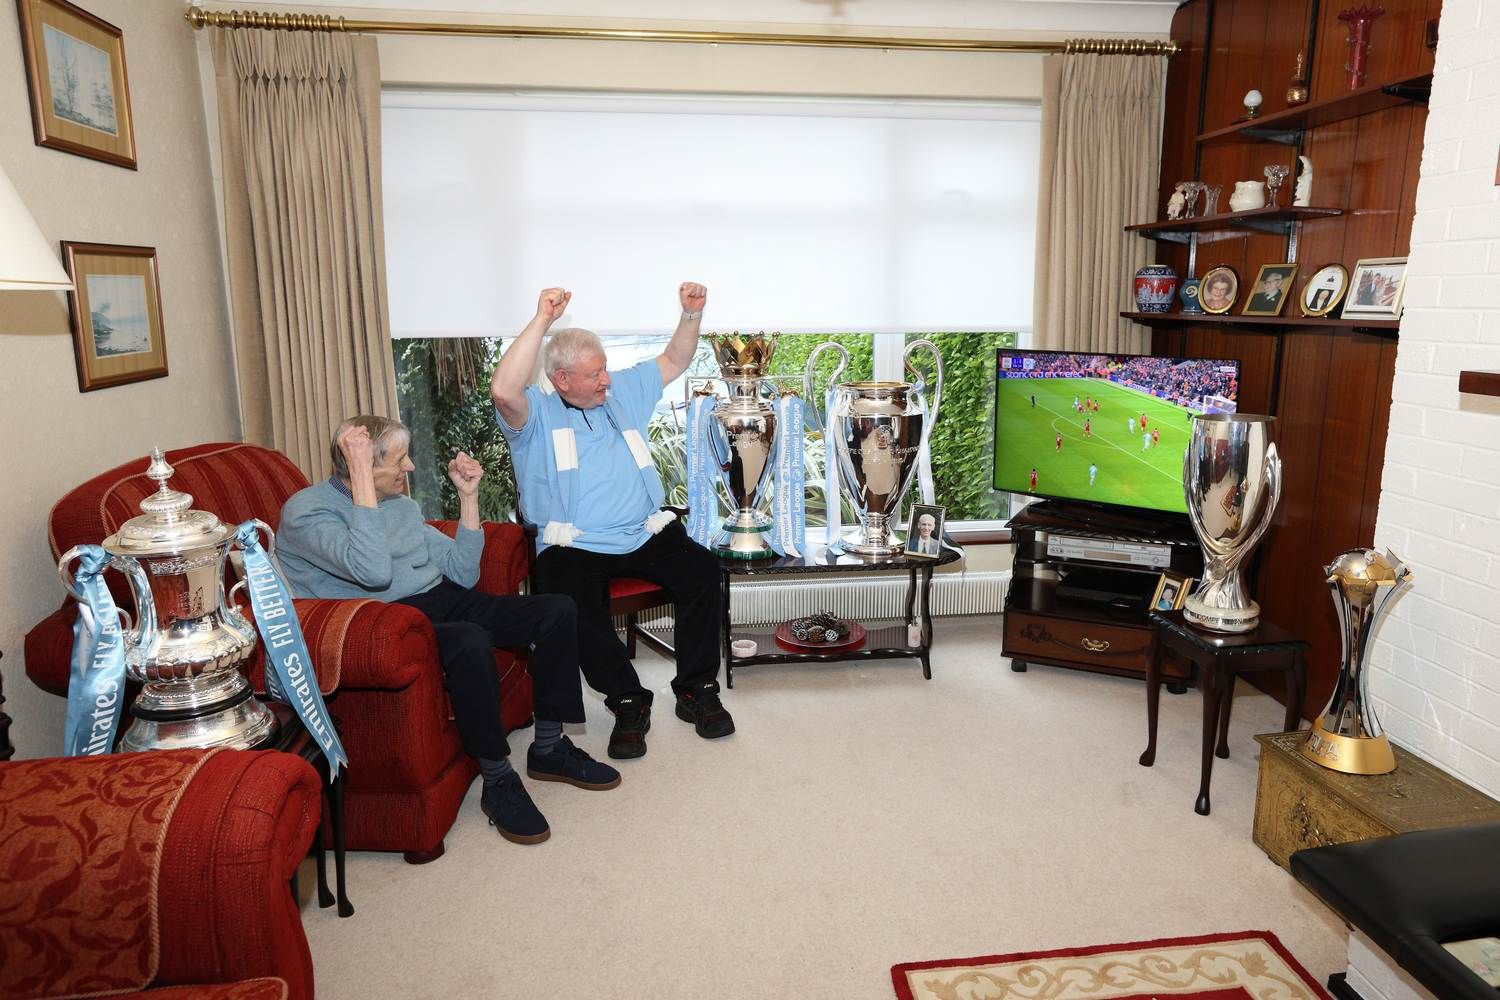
1371, 0, 1500, 800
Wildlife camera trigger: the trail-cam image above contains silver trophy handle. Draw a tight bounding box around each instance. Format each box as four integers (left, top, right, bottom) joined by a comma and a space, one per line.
903, 339, 945, 450
57, 545, 90, 604
1232, 442, 1282, 571
803, 341, 849, 431
228, 518, 277, 612
58, 546, 152, 643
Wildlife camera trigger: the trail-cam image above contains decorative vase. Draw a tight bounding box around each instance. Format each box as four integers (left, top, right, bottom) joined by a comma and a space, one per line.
1339, 6, 1386, 90
1229, 181, 1266, 213
1179, 277, 1203, 314
1134, 264, 1179, 314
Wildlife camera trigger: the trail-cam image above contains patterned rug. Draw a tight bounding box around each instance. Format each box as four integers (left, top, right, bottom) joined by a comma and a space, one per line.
891, 930, 1331, 1000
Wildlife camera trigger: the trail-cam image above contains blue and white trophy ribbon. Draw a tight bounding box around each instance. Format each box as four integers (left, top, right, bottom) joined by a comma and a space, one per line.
63, 547, 132, 757
683, 392, 721, 548
236, 522, 349, 778
771, 393, 807, 557
823, 386, 842, 549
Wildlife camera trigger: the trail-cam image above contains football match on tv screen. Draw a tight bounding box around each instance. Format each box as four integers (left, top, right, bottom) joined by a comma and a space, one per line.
993, 350, 1240, 515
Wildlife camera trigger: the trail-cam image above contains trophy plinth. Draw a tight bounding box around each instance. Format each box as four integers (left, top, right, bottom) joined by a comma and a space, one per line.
1298, 548, 1410, 775
706, 333, 779, 560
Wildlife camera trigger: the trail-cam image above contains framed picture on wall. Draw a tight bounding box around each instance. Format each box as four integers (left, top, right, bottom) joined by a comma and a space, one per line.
61, 241, 167, 392
15, 0, 137, 169
1344, 257, 1408, 320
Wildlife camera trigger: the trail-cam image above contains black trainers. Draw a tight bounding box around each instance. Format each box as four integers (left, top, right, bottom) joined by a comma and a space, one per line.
479, 773, 549, 845
608, 694, 651, 761
674, 682, 735, 740
527, 736, 621, 790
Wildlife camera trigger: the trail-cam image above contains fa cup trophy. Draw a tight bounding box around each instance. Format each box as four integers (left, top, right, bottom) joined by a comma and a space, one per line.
1182, 414, 1283, 633
1299, 548, 1412, 775
805, 340, 943, 557
704, 332, 779, 559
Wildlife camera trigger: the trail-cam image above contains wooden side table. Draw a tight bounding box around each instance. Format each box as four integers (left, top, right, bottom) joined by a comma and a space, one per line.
269, 703, 352, 917
1140, 610, 1307, 816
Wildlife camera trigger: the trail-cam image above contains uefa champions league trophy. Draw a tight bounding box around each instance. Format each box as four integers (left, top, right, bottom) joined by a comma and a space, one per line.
804, 340, 943, 557
1182, 414, 1283, 633
1298, 548, 1412, 775
704, 332, 780, 559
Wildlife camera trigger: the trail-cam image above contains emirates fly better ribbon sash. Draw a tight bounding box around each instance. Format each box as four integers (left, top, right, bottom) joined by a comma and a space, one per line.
63, 547, 131, 757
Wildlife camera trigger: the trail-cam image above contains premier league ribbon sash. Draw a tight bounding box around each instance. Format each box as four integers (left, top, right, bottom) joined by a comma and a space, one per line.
236, 522, 349, 778
684, 392, 721, 547
771, 393, 807, 557
63, 547, 131, 757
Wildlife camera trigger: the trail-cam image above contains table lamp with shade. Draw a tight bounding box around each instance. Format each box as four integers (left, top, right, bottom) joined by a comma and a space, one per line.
0, 161, 73, 291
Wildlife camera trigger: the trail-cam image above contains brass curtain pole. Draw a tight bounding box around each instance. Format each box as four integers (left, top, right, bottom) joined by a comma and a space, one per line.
184, 7, 1178, 55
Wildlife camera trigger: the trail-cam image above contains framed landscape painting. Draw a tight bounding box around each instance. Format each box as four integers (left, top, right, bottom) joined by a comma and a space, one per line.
62, 242, 167, 392
15, 0, 137, 169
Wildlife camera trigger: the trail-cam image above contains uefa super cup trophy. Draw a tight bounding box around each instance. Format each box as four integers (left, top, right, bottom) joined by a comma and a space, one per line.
58, 450, 278, 751
704, 332, 779, 559
805, 340, 944, 557
1298, 548, 1412, 775
1182, 414, 1283, 633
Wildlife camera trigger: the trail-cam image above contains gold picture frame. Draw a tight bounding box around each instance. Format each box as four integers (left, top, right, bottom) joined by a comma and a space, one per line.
15, 0, 137, 169
1198, 266, 1238, 315
1300, 263, 1349, 318
62, 241, 167, 392
1241, 263, 1299, 317
1150, 570, 1195, 612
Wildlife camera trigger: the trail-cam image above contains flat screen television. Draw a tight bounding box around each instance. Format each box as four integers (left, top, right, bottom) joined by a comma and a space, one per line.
993, 349, 1240, 515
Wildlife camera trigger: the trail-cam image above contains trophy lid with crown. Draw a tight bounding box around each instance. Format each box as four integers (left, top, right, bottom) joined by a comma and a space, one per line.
707, 332, 779, 382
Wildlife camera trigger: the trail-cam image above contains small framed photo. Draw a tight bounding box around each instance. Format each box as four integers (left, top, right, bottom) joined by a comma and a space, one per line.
1241, 263, 1299, 317
15, 0, 137, 169
1150, 571, 1195, 612
1300, 263, 1349, 318
62, 241, 167, 392
1345, 257, 1408, 320
905, 504, 946, 559
1198, 266, 1238, 315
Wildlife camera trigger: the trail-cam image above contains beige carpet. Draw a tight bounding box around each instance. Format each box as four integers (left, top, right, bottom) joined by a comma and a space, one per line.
297, 615, 1346, 999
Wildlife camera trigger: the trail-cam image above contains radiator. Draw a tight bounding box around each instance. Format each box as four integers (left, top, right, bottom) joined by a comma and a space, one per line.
620, 570, 1011, 630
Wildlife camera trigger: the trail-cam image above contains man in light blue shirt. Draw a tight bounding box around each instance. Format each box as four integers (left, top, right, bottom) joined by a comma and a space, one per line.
492, 284, 732, 762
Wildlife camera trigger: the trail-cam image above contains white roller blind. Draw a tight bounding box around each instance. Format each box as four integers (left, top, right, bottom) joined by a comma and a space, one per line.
382, 91, 1039, 338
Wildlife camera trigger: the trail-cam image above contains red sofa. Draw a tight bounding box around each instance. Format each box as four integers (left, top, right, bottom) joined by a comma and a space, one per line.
0, 749, 320, 1000
23, 442, 535, 862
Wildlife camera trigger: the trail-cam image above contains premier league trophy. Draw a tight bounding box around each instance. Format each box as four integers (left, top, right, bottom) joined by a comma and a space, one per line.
1182, 414, 1283, 633
805, 340, 944, 557
58, 450, 278, 751
1298, 548, 1412, 775
704, 332, 780, 559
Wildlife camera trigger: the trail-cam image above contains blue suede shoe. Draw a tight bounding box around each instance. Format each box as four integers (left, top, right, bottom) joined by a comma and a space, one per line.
527, 736, 622, 790
480, 774, 550, 844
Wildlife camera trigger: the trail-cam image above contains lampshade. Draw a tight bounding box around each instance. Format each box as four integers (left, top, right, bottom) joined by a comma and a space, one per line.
0, 161, 72, 291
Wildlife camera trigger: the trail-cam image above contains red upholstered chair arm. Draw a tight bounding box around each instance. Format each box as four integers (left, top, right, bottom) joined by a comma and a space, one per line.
429, 520, 529, 595
154, 751, 320, 1000
23, 600, 76, 697
244, 598, 439, 693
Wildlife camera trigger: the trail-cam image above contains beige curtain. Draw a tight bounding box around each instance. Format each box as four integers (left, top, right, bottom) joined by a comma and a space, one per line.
1033, 53, 1166, 353
212, 29, 399, 480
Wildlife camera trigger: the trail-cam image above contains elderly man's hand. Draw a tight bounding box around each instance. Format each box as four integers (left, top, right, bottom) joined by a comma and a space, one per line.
536, 287, 571, 325
679, 282, 707, 315
337, 424, 375, 472
447, 452, 484, 497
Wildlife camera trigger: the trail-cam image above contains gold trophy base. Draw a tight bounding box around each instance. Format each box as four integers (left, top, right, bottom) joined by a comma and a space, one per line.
1297, 721, 1396, 775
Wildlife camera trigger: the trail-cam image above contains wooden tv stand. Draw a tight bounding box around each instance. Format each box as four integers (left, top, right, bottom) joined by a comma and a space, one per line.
1002, 501, 1202, 687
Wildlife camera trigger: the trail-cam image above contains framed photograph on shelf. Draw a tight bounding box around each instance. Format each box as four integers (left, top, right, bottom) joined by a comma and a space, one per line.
1198, 266, 1238, 315
1242, 263, 1299, 317
1150, 570, 1195, 612
1345, 257, 1408, 320
61, 241, 167, 392
15, 0, 136, 169
1300, 263, 1349, 317
905, 504, 946, 560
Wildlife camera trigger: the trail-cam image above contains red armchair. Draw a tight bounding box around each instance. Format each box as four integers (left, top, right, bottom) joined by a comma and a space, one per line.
23, 442, 535, 862
0, 748, 320, 1000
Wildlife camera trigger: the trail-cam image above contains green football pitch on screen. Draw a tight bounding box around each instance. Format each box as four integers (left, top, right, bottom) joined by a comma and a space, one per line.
993, 377, 1195, 513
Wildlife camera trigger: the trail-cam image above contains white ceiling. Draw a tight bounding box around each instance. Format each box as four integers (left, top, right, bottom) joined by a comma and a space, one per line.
261, 1, 1178, 36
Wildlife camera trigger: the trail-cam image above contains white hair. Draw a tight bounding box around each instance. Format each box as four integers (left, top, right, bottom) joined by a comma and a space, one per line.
329, 415, 410, 478
543, 328, 606, 376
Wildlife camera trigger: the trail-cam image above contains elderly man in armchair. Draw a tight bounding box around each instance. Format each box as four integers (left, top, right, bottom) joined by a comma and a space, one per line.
490, 283, 732, 762
276, 416, 619, 846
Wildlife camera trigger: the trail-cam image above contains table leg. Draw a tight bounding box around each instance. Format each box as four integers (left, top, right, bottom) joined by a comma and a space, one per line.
1139, 640, 1163, 767
330, 771, 353, 917
314, 758, 334, 909
1196, 662, 1222, 815
1284, 649, 1306, 732
1215, 673, 1234, 760
919, 566, 934, 680
721, 569, 734, 689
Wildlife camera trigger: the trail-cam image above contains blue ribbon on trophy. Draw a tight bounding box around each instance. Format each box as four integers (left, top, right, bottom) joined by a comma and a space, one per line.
684, 391, 721, 547
62, 547, 133, 757
235, 522, 349, 777
771, 392, 806, 557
